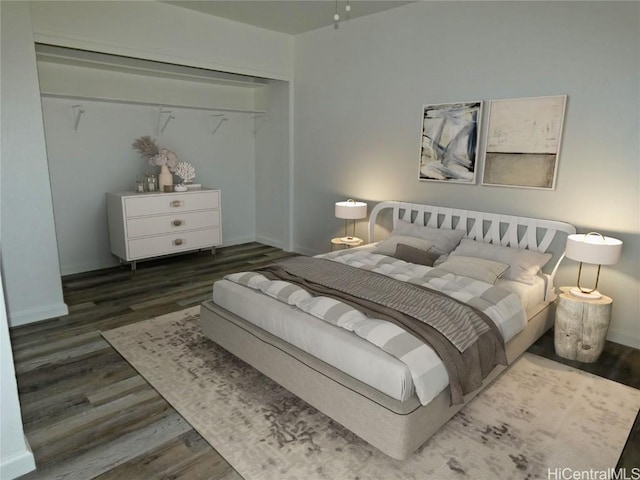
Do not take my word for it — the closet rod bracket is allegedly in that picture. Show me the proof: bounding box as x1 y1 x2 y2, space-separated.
157 106 175 135
72 104 85 131
252 113 268 135
210 114 228 135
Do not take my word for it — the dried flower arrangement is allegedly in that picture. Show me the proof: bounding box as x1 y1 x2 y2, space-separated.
132 136 178 172
175 161 196 184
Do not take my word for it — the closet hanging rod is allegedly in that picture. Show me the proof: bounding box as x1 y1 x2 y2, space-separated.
40 92 267 115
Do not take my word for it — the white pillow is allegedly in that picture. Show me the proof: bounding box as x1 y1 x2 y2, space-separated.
392 220 465 255
372 234 434 256
450 238 552 285
436 256 509 285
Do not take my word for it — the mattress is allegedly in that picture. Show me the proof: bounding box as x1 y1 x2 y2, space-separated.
212 251 546 403
496 276 547 318
213 279 414 401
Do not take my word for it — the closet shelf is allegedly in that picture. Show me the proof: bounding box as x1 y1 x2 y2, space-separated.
40 92 267 115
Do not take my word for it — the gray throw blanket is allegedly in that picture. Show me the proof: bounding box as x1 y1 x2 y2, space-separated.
259 256 507 405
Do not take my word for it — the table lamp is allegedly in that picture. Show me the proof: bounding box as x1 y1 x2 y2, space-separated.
335 199 367 243
564 232 622 299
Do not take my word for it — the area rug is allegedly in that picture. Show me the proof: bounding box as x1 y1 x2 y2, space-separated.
102 306 640 480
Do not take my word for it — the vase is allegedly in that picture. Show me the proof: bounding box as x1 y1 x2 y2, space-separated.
158 165 173 192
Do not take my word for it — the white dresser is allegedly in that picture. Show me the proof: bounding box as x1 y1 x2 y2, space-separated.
107 189 221 270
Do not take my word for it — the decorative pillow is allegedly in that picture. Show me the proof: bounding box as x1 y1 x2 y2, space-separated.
372 234 434 257
436 256 509 284
225 272 269 289
394 243 439 267
258 280 313 305
392 220 465 255
297 296 367 331
449 238 552 285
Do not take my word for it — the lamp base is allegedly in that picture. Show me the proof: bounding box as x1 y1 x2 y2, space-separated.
340 236 362 244
569 287 603 300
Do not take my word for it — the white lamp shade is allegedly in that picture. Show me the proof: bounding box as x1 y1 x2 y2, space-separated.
335 200 367 220
565 233 622 265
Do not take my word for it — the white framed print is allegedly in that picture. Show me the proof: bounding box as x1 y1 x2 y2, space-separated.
418 101 483 184
482 95 567 189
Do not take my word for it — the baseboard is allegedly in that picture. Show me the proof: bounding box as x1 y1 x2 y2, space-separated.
292 245 322 257
607 330 640 350
59 238 258 276
60 236 292 277
222 235 258 247
8 302 69 327
60 259 118 276
255 235 285 249
0 439 35 479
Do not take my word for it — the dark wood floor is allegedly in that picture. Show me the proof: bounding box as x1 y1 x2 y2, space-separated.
9 242 639 479
11 243 296 480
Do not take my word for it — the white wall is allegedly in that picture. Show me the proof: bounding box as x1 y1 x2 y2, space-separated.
29 1 292 80
1 4 44 478
0 2 290 476
255 80 291 249
5 0 292 282
0 1 68 327
37 60 259 112
28 0 294 274
42 95 258 275
33 2 290 274
293 2 640 348
0 269 35 478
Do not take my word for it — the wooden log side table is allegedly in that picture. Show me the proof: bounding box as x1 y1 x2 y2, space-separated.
554 286 612 363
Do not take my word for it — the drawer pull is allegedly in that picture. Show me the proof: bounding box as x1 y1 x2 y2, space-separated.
172 219 183 227
173 239 184 246
171 200 184 208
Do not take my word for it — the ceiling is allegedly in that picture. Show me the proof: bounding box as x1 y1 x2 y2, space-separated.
164 1 416 35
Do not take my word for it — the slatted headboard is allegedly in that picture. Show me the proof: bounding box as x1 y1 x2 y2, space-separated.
368 201 576 300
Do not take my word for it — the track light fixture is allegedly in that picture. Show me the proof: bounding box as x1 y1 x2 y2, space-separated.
334 0 351 26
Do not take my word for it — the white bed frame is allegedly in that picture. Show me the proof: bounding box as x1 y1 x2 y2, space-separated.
200 201 576 460
368 201 576 301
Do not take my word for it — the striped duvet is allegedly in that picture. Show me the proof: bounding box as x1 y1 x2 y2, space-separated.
224 249 526 405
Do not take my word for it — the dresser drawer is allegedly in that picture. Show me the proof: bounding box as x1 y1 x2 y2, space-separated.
107 189 222 268
124 191 220 217
127 227 221 260
126 210 220 238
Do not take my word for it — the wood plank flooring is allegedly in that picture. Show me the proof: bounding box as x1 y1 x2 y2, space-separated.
12 242 295 480
9 242 639 479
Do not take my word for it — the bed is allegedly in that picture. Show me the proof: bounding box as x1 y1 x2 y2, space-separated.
199 201 576 460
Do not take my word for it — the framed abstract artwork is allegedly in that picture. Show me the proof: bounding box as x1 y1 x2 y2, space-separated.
481 95 567 189
418 101 483 183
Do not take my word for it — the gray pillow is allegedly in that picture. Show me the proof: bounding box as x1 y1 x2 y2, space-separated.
450 238 552 285
392 220 465 255
372 234 434 256
394 243 439 266
435 256 509 284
